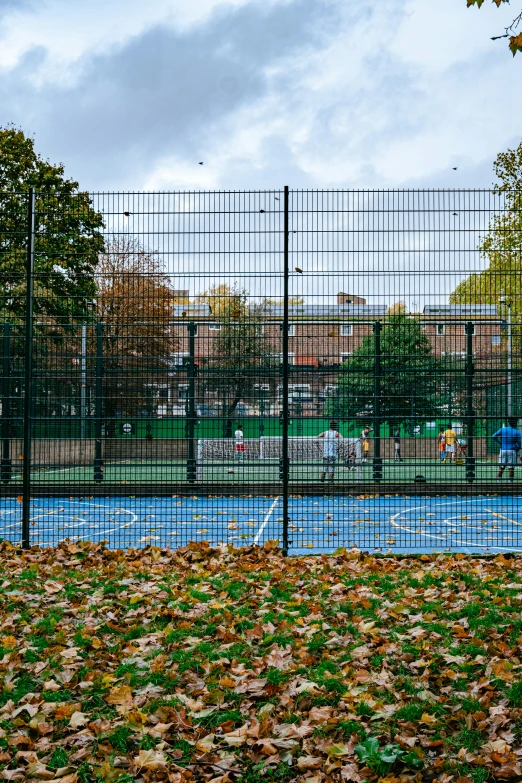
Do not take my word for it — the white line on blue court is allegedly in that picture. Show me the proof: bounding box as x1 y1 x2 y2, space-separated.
253 496 280 545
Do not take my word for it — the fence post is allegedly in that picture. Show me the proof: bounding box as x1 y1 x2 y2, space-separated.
373 321 382 482
22 188 35 549
80 323 87 440
465 322 475 483
94 322 104 483
186 322 196 483
1 323 12 484
282 186 290 556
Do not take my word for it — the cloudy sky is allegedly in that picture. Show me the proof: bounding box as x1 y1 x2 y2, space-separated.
1 0 521 193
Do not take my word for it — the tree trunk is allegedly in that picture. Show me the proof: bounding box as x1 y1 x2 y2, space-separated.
225 387 242 437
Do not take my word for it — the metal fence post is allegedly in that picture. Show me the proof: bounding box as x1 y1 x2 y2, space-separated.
186 322 196 483
94 322 104 483
373 321 382 482
80 323 87 439
22 188 35 549
465 322 475 483
1 323 12 484
282 186 290 555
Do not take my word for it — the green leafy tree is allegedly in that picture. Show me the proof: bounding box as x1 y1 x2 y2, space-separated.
0 126 104 324
451 139 522 351
197 284 277 436
466 0 522 55
328 314 446 428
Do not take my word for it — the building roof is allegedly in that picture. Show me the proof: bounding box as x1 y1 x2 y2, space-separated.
423 305 498 316
263 304 387 317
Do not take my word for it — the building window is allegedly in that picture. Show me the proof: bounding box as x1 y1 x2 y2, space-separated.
437 324 445 336
288 324 295 336
272 353 294 365
178 384 189 400
170 353 189 367
492 335 501 346
340 324 353 337
208 323 221 331
340 352 352 363
420 323 426 331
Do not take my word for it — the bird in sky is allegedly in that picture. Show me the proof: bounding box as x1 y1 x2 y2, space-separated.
123 211 132 216
199 162 204 165
452 167 458 171
295 267 303 274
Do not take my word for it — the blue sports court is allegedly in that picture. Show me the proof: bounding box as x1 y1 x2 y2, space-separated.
1 494 522 554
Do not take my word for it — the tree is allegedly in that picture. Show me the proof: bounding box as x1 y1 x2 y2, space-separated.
94 237 178 431
328 314 445 428
0 126 104 324
451 139 522 349
197 284 277 436
466 1 522 55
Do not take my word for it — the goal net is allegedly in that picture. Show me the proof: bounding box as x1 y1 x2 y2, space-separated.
196 436 361 479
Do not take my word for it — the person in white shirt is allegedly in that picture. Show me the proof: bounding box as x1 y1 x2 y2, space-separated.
234 425 245 464
317 421 343 482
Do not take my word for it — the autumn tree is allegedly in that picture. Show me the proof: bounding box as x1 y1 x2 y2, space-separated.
466 0 522 55
197 284 277 436
95 237 178 432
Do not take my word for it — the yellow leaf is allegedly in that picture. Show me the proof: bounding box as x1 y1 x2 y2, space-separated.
105 685 134 707
326 743 353 757
196 733 216 753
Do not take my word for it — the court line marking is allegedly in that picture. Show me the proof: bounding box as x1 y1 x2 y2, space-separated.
485 510 522 526
389 498 522 550
253 497 280 545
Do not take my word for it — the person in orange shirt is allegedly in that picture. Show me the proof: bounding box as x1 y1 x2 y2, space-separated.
443 425 457 463
439 435 446 462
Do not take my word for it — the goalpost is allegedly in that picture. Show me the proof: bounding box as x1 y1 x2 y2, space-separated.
196 436 362 480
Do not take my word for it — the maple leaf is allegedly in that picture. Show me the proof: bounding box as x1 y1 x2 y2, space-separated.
133 749 168 770
509 32 522 55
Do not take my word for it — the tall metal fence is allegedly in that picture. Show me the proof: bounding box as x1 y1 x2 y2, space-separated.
1 188 521 552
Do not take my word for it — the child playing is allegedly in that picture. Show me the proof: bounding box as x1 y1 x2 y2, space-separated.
439 435 446 462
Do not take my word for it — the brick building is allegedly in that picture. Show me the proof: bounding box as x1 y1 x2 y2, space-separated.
160 297 502 415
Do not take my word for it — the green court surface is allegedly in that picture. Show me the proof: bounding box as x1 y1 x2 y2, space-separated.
13 457 520 485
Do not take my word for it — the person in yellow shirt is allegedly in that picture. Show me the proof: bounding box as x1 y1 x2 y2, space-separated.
443 425 457 463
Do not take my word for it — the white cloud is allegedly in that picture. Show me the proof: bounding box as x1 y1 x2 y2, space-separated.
0 0 290 83
390 0 519 70
1 0 522 194
182 0 522 189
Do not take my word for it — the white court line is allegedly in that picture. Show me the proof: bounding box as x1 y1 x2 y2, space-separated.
389 498 522 550
253 497 280 545
485 510 522 526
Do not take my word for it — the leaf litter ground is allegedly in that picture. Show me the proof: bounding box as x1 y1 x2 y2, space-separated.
1 540 522 783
